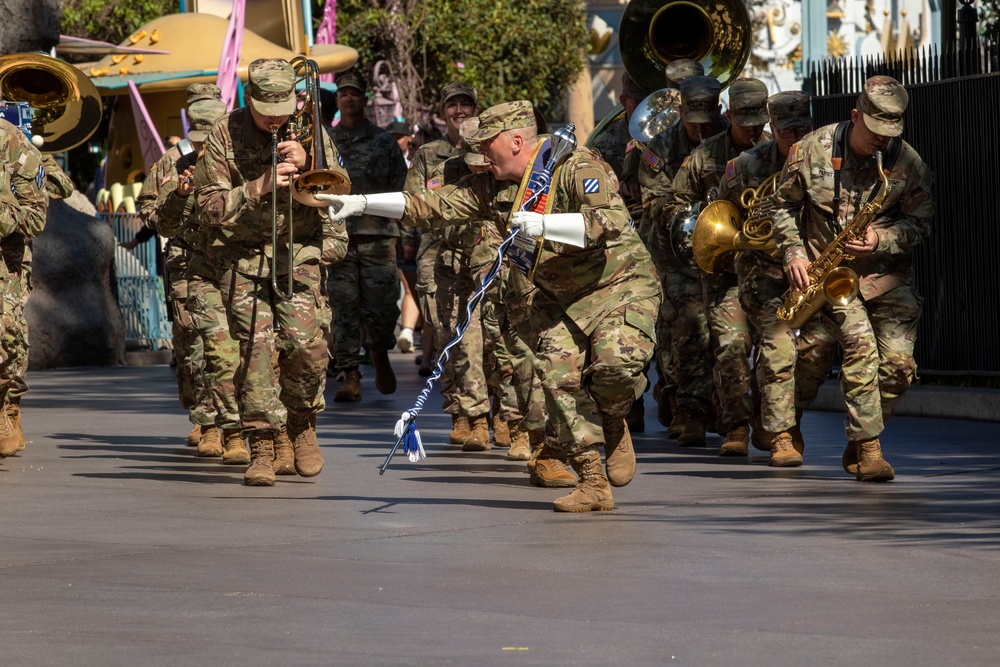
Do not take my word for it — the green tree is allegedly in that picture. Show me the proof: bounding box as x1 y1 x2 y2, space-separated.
61 0 180 48
330 0 587 123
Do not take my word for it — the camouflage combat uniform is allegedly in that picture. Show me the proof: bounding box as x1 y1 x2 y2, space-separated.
771 121 933 441
326 118 408 371
193 106 350 433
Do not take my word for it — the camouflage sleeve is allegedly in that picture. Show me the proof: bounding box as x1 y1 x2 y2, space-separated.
638 135 673 227
873 156 934 256
1 129 47 239
321 209 349 265
194 125 260 228
137 153 170 231
562 153 629 244
403 146 430 191
669 148 707 214
41 155 74 199
155 179 196 239
771 145 809 266
402 174 491 230
716 157 745 209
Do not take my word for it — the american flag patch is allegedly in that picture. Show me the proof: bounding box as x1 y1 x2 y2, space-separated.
582 177 599 194
427 177 442 190
725 159 736 182
161 174 172 186
626 139 637 153
640 149 661 170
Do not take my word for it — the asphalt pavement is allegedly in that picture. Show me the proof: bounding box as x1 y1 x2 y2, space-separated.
2 357 999 666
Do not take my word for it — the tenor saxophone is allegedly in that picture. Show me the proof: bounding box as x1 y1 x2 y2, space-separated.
776 150 891 329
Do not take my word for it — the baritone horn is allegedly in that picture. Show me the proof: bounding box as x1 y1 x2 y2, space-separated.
691 173 780 274
0 53 102 152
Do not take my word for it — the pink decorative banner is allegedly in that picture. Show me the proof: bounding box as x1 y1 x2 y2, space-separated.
127 80 165 171
216 0 246 110
316 0 337 83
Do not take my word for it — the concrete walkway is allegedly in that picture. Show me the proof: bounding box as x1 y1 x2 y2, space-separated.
2 359 999 666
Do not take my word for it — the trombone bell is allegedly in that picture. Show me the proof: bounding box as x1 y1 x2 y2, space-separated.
291 170 351 207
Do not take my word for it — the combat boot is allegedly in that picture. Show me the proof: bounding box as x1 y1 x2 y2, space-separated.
842 441 860 475
196 426 224 457
492 412 511 448
462 414 491 451
749 414 773 451
370 349 396 395
529 447 578 487
288 410 323 477
334 368 362 402
186 424 201 447
655 384 674 428
789 409 805 455
505 420 531 461
677 410 707 448
553 448 615 512
7 402 24 452
449 414 471 444
719 423 750 457
221 429 250 465
769 431 803 467
602 416 636 487
272 427 296 474
855 438 894 482
243 432 275 486
526 430 546 472
0 409 19 457
626 397 645 433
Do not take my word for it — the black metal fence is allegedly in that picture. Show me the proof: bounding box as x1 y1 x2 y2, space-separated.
803 42 1000 377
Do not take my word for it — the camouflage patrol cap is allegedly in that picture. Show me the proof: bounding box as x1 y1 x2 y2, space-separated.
665 59 705 88
187 99 227 143
336 70 366 94
728 77 769 126
768 91 811 131
460 116 488 166
679 75 722 123
468 100 535 142
186 83 222 105
440 81 477 107
247 58 295 116
857 75 908 137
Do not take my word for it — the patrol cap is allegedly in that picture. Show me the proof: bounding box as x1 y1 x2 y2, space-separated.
768 91 812 131
336 70 366 94
621 71 647 102
679 75 722 123
857 75 907 137
665 59 705 88
440 81 477 107
186 83 221 105
247 58 296 116
728 77 769 126
460 116 487 166
187 99 227 143
387 120 411 137
468 100 535 142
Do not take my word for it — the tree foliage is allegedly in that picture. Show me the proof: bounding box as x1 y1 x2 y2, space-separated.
61 0 180 48
331 0 587 122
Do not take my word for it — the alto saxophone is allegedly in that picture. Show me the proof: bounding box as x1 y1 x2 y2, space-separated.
776 150 891 329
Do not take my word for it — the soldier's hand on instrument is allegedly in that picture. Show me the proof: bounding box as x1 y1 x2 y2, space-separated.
274 162 299 188
844 226 878 257
316 194 367 222
175 166 196 197
277 140 307 170
786 257 811 291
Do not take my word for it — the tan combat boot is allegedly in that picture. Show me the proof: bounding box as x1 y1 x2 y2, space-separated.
855 438 894 482
462 414 491 451
0 409 19 457
842 441 860 475
272 427 296 474
370 349 397 395
553 448 615 512
788 409 805 455
492 412 511 448
677 410 707 448
196 426 224 457
769 431 803 467
186 424 201 447
449 414 471 444
526 430 545 472
333 368 362 402
288 410 323 477
244 432 276 486
7 401 24 452
602 416 636 487
505 420 531 461
719 423 750 457
529 445 578 488
749 414 773 452
221 429 250 465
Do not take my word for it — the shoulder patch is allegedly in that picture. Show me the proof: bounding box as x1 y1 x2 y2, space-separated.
725 159 737 182
786 142 802 173
641 148 662 171
626 138 637 153
36 164 45 189
426 177 442 190
161 174 172 187
576 166 610 207
681 155 691 168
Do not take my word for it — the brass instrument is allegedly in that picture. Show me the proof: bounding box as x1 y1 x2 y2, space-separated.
669 199 706 277
776 151 892 329
691 172 779 274
628 88 681 142
0 53 102 152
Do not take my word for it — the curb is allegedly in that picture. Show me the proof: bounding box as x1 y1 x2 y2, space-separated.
811 379 1000 422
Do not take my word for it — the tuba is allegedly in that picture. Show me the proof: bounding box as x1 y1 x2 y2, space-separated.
691 172 780 274
0 53 102 152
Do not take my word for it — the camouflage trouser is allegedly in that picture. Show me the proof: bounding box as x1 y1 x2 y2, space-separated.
794 315 839 409
2 259 30 403
186 269 241 432
415 240 441 364
661 262 713 413
435 247 490 418
502 270 546 432
169 259 216 427
702 271 753 428
327 235 400 371
530 296 658 456
225 261 328 433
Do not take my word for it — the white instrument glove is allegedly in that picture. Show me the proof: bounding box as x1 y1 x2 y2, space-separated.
316 192 406 222
510 211 586 248
318 194 366 222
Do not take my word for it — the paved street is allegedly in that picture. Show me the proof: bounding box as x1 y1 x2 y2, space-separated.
2 358 999 666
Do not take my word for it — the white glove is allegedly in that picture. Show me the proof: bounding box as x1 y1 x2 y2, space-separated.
511 210 545 238
510 211 586 248
316 192 406 222
318 194 366 222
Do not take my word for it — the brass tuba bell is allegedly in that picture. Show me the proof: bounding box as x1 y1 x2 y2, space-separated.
0 53 103 153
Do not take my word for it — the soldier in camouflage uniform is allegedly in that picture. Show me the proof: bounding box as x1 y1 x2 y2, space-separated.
326 70 408 403
193 59 350 486
771 76 933 481
0 117 46 458
323 101 661 513
719 91 814 464
638 75 728 446
138 85 226 457
670 77 769 456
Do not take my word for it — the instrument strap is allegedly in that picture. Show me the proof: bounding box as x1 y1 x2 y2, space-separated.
830 121 902 225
